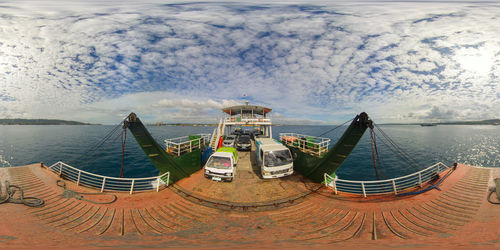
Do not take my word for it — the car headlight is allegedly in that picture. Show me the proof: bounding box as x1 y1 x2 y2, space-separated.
263 170 270 175
225 173 231 176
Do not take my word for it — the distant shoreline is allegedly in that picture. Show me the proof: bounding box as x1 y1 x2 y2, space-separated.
0 119 97 125
381 118 500 126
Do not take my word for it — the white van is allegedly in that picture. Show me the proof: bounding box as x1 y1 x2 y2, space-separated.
255 138 293 179
204 147 238 182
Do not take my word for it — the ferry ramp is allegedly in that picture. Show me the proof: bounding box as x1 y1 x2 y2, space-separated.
1 163 500 249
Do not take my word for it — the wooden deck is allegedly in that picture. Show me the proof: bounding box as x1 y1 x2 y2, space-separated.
1 162 499 249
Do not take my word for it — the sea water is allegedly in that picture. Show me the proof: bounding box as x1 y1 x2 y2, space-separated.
0 124 498 180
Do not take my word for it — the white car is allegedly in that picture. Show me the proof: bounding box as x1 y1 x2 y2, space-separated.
222 135 236 147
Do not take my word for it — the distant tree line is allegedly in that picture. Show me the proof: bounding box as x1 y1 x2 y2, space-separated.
383 119 500 126
437 119 500 125
0 119 94 125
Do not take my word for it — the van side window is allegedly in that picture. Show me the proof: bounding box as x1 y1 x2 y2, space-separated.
260 149 263 160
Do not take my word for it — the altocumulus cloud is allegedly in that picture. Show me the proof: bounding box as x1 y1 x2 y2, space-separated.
0 1 499 124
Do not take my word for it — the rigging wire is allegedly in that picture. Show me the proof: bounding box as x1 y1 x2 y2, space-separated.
120 126 127 178
317 118 354 137
79 126 125 169
372 123 420 171
373 132 387 179
369 128 387 180
371 130 418 171
73 121 124 163
369 128 381 180
66 114 135 178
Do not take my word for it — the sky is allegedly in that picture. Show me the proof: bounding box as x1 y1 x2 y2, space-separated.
0 1 499 125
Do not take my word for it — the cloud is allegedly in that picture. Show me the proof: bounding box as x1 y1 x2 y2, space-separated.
153 98 241 110
422 106 459 121
0 1 499 124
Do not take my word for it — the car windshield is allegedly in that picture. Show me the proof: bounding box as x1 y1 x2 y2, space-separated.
264 150 292 167
238 137 250 143
226 136 235 140
206 156 232 169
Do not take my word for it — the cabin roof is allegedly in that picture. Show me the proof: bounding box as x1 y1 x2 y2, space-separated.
222 105 272 116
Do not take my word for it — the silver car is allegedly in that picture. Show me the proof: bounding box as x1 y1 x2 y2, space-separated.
222 135 236 147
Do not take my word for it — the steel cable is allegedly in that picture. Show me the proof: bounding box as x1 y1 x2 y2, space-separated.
0 180 45 207
73 121 124 164
373 123 420 170
317 118 354 137
56 180 117 204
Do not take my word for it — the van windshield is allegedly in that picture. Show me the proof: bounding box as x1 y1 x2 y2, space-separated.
207 156 232 169
264 150 292 167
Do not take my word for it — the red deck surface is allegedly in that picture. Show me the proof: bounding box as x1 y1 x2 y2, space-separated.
0 163 499 249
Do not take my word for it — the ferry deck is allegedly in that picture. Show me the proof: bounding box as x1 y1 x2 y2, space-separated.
1 146 500 248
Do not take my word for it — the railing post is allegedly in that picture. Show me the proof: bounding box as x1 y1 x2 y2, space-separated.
76 171 81 186
166 173 170 187
178 144 181 156
392 180 397 195
333 178 338 195
418 172 422 187
361 182 367 198
130 179 135 194
190 141 192 152
59 163 63 176
101 177 106 192
157 177 160 192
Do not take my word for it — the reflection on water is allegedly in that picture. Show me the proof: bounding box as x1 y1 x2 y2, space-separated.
0 124 499 180
0 153 11 167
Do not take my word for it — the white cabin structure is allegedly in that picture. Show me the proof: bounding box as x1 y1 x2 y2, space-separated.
209 102 273 151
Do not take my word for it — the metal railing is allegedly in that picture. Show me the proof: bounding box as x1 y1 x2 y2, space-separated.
280 133 331 156
324 162 450 197
164 133 210 156
224 117 271 124
210 127 218 151
46 161 170 194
